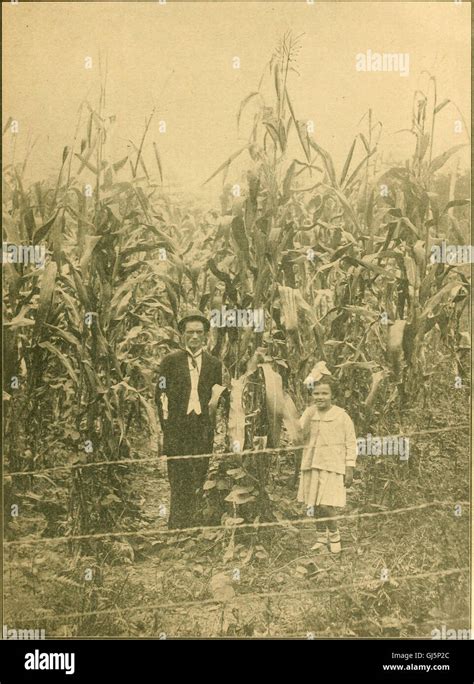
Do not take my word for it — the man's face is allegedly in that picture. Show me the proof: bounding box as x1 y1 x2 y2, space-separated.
183 321 206 353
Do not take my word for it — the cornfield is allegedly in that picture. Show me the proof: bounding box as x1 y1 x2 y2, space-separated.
3 32 470 638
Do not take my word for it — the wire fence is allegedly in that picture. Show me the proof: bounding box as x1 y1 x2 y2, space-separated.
4 421 469 635
4 500 468 547
19 567 468 623
4 423 469 478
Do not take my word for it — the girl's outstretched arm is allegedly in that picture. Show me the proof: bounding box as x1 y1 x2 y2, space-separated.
299 405 316 445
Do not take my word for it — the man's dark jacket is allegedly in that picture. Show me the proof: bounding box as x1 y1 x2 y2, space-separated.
155 349 223 455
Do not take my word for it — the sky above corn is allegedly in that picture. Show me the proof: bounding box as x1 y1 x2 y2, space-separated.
3 1 471 203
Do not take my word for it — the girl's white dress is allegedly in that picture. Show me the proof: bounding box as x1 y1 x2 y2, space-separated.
297 404 357 508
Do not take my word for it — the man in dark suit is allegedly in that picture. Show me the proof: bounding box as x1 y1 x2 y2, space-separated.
155 310 223 529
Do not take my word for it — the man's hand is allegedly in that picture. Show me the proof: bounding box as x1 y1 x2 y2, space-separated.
344 466 354 488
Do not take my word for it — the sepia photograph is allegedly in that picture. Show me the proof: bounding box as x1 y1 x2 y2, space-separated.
2 0 472 647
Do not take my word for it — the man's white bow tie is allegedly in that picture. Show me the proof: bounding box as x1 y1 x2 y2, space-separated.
186 349 203 415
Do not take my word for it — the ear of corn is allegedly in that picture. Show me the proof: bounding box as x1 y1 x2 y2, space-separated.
387 320 407 378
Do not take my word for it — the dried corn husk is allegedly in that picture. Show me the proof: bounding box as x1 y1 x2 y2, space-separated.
260 363 285 447
365 370 386 408
227 377 246 453
279 285 299 331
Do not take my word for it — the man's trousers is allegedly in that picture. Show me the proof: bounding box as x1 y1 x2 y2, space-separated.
164 412 212 530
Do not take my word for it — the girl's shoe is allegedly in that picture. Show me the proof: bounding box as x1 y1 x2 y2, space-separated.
329 530 341 554
311 530 328 552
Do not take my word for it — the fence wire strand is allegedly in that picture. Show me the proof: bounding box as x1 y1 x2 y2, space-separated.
5 500 468 548
21 567 468 623
4 423 469 478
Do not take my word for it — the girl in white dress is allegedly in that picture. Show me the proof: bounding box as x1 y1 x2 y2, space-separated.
298 375 357 554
